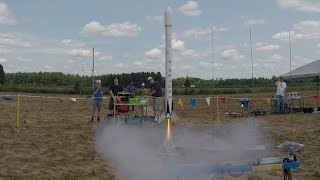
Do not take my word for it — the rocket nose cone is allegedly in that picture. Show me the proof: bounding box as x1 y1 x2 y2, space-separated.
164 6 172 25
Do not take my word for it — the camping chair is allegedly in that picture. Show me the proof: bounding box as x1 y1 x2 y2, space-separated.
239 98 252 117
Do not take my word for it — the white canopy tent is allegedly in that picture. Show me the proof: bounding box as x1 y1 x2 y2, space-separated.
282 59 320 107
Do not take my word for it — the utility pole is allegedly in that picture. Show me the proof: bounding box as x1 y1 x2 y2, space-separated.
92 48 95 90
250 28 254 88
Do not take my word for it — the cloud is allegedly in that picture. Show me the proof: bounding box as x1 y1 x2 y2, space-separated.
0 58 7 63
145 48 162 59
66 48 91 57
270 54 286 62
146 15 163 24
180 49 204 58
292 20 320 39
0 33 31 47
199 61 212 69
199 62 222 69
98 55 112 62
181 27 228 40
272 30 303 41
318 44 320 48
42 64 52 70
172 39 185 51
61 39 85 48
178 1 202 16
221 49 244 61
255 42 280 51
80 21 143 37
0 2 17 25
160 38 205 58
241 16 265 26
273 20 320 40
277 0 320 13
80 21 105 35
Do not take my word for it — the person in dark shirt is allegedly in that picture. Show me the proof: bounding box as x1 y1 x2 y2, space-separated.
91 80 103 122
108 76 124 116
147 77 162 122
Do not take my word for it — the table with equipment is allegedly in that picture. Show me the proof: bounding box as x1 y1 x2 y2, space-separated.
287 92 304 112
112 96 149 124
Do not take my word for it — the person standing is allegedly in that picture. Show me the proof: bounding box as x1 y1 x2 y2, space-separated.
91 80 103 122
108 76 124 116
147 77 162 122
140 83 149 117
275 76 287 114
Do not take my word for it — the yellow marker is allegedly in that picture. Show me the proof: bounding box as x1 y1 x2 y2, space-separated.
216 96 220 124
167 118 171 146
252 164 282 171
16 94 20 128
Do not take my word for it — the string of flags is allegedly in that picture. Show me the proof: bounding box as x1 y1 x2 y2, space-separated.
1 95 319 107
175 95 319 108
1 96 13 101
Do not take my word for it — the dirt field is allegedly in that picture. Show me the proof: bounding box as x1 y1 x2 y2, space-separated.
0 92 319 179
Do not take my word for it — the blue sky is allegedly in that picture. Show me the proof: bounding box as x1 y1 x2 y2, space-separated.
0 0 319 79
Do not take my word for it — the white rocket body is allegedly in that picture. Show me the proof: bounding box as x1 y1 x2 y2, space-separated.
159 6 178 123
165 6 173 117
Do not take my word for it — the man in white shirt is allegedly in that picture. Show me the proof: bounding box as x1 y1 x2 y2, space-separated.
275 76 287 113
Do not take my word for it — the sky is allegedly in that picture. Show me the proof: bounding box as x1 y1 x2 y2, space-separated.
0 0 319 79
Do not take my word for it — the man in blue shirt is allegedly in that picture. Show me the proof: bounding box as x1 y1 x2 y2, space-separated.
148 77 162 122
126 80 136 112
91 80 103 122
126 80 136 95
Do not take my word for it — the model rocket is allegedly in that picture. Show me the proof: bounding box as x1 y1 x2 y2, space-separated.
159 6 178 123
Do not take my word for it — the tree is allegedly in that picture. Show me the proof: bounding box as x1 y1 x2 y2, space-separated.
184 77 191 88
0 64 4 84
74 80 81 94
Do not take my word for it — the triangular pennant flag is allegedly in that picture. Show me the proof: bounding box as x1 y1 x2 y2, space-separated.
312 95 318 101
70 98 77 102
190 98 196 107
205 97 211 106
252 98 257 104
1 96 13 101
177 99 184 108
265 98 271 104
102 97 107 100
220 97 226 104
57 97 63 103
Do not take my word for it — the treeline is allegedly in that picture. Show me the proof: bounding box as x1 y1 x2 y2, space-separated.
4 71 162 88
0 70 318 95
174 76 317 88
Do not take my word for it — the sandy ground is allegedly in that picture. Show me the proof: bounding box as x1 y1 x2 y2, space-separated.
0 93 115 180
0 92 319 179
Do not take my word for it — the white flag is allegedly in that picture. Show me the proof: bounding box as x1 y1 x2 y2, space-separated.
70 98 77 102
205 97 211 106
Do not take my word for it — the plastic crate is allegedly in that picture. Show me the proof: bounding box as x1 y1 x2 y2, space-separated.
128 97 140 104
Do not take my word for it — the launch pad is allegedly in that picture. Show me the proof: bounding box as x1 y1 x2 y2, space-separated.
164 141 304 180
